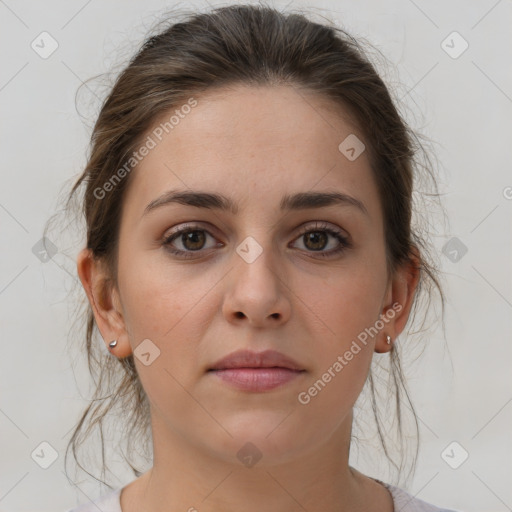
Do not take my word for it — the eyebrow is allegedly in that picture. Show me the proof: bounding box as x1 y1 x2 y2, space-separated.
142 190 369 217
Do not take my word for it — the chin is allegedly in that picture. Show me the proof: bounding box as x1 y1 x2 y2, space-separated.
208 413 313 467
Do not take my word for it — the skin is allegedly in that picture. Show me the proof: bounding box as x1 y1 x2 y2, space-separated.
77 84 419 512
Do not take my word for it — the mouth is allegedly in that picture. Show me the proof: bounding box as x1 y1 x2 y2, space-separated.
207 349 306 392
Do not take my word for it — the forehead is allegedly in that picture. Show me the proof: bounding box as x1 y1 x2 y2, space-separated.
122 84 381 222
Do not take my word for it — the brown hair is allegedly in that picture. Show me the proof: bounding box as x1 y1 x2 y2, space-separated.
51 2 446 490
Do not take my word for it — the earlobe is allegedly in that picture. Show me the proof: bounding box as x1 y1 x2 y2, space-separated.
107 338 132 358
375 249 421 354
76 248 132 358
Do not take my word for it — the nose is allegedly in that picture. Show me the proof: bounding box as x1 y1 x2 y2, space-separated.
222 240 292 328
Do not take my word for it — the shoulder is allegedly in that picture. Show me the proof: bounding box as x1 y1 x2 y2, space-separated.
66 487 122 512
374 478 461 512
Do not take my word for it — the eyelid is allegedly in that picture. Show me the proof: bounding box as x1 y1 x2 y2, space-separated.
162 220 348 242
295 220 348 237
162 221 218 240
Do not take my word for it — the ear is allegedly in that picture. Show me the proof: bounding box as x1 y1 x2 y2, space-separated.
374 246 421 354
76 248 132 358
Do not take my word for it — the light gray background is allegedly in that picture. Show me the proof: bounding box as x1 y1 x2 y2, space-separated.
1 0 511 511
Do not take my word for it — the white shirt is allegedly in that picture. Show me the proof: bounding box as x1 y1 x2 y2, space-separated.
67 479 460 512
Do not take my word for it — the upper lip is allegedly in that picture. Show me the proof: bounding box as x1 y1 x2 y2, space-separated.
208 349 304 371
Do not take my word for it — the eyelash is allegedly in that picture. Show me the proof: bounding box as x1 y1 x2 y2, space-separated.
162 221 351 260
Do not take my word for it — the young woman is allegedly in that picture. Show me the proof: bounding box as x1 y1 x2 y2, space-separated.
63 4 458 511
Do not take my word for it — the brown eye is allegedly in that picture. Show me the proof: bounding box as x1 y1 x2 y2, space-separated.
178 230 206 251
291 222 351 258
302 231 329 251
162 225 221 259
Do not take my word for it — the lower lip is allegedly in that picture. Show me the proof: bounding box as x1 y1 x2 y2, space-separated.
208 368 304 391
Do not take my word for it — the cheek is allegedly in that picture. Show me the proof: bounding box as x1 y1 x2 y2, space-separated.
116 247 223 385
296 257 387 393
117 245 203 339
116 255 212 406
299 260 386 345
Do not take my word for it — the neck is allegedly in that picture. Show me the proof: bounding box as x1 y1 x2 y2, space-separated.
120 407 391 512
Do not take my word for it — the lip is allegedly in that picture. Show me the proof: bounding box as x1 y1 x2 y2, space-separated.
207 349 306 392
209 368 304 391
208 349 304 371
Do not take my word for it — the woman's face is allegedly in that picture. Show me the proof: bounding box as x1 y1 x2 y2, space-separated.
97 84 407 466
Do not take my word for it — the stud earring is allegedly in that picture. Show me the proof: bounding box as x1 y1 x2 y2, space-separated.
109 340 118 348
386 335 392 345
